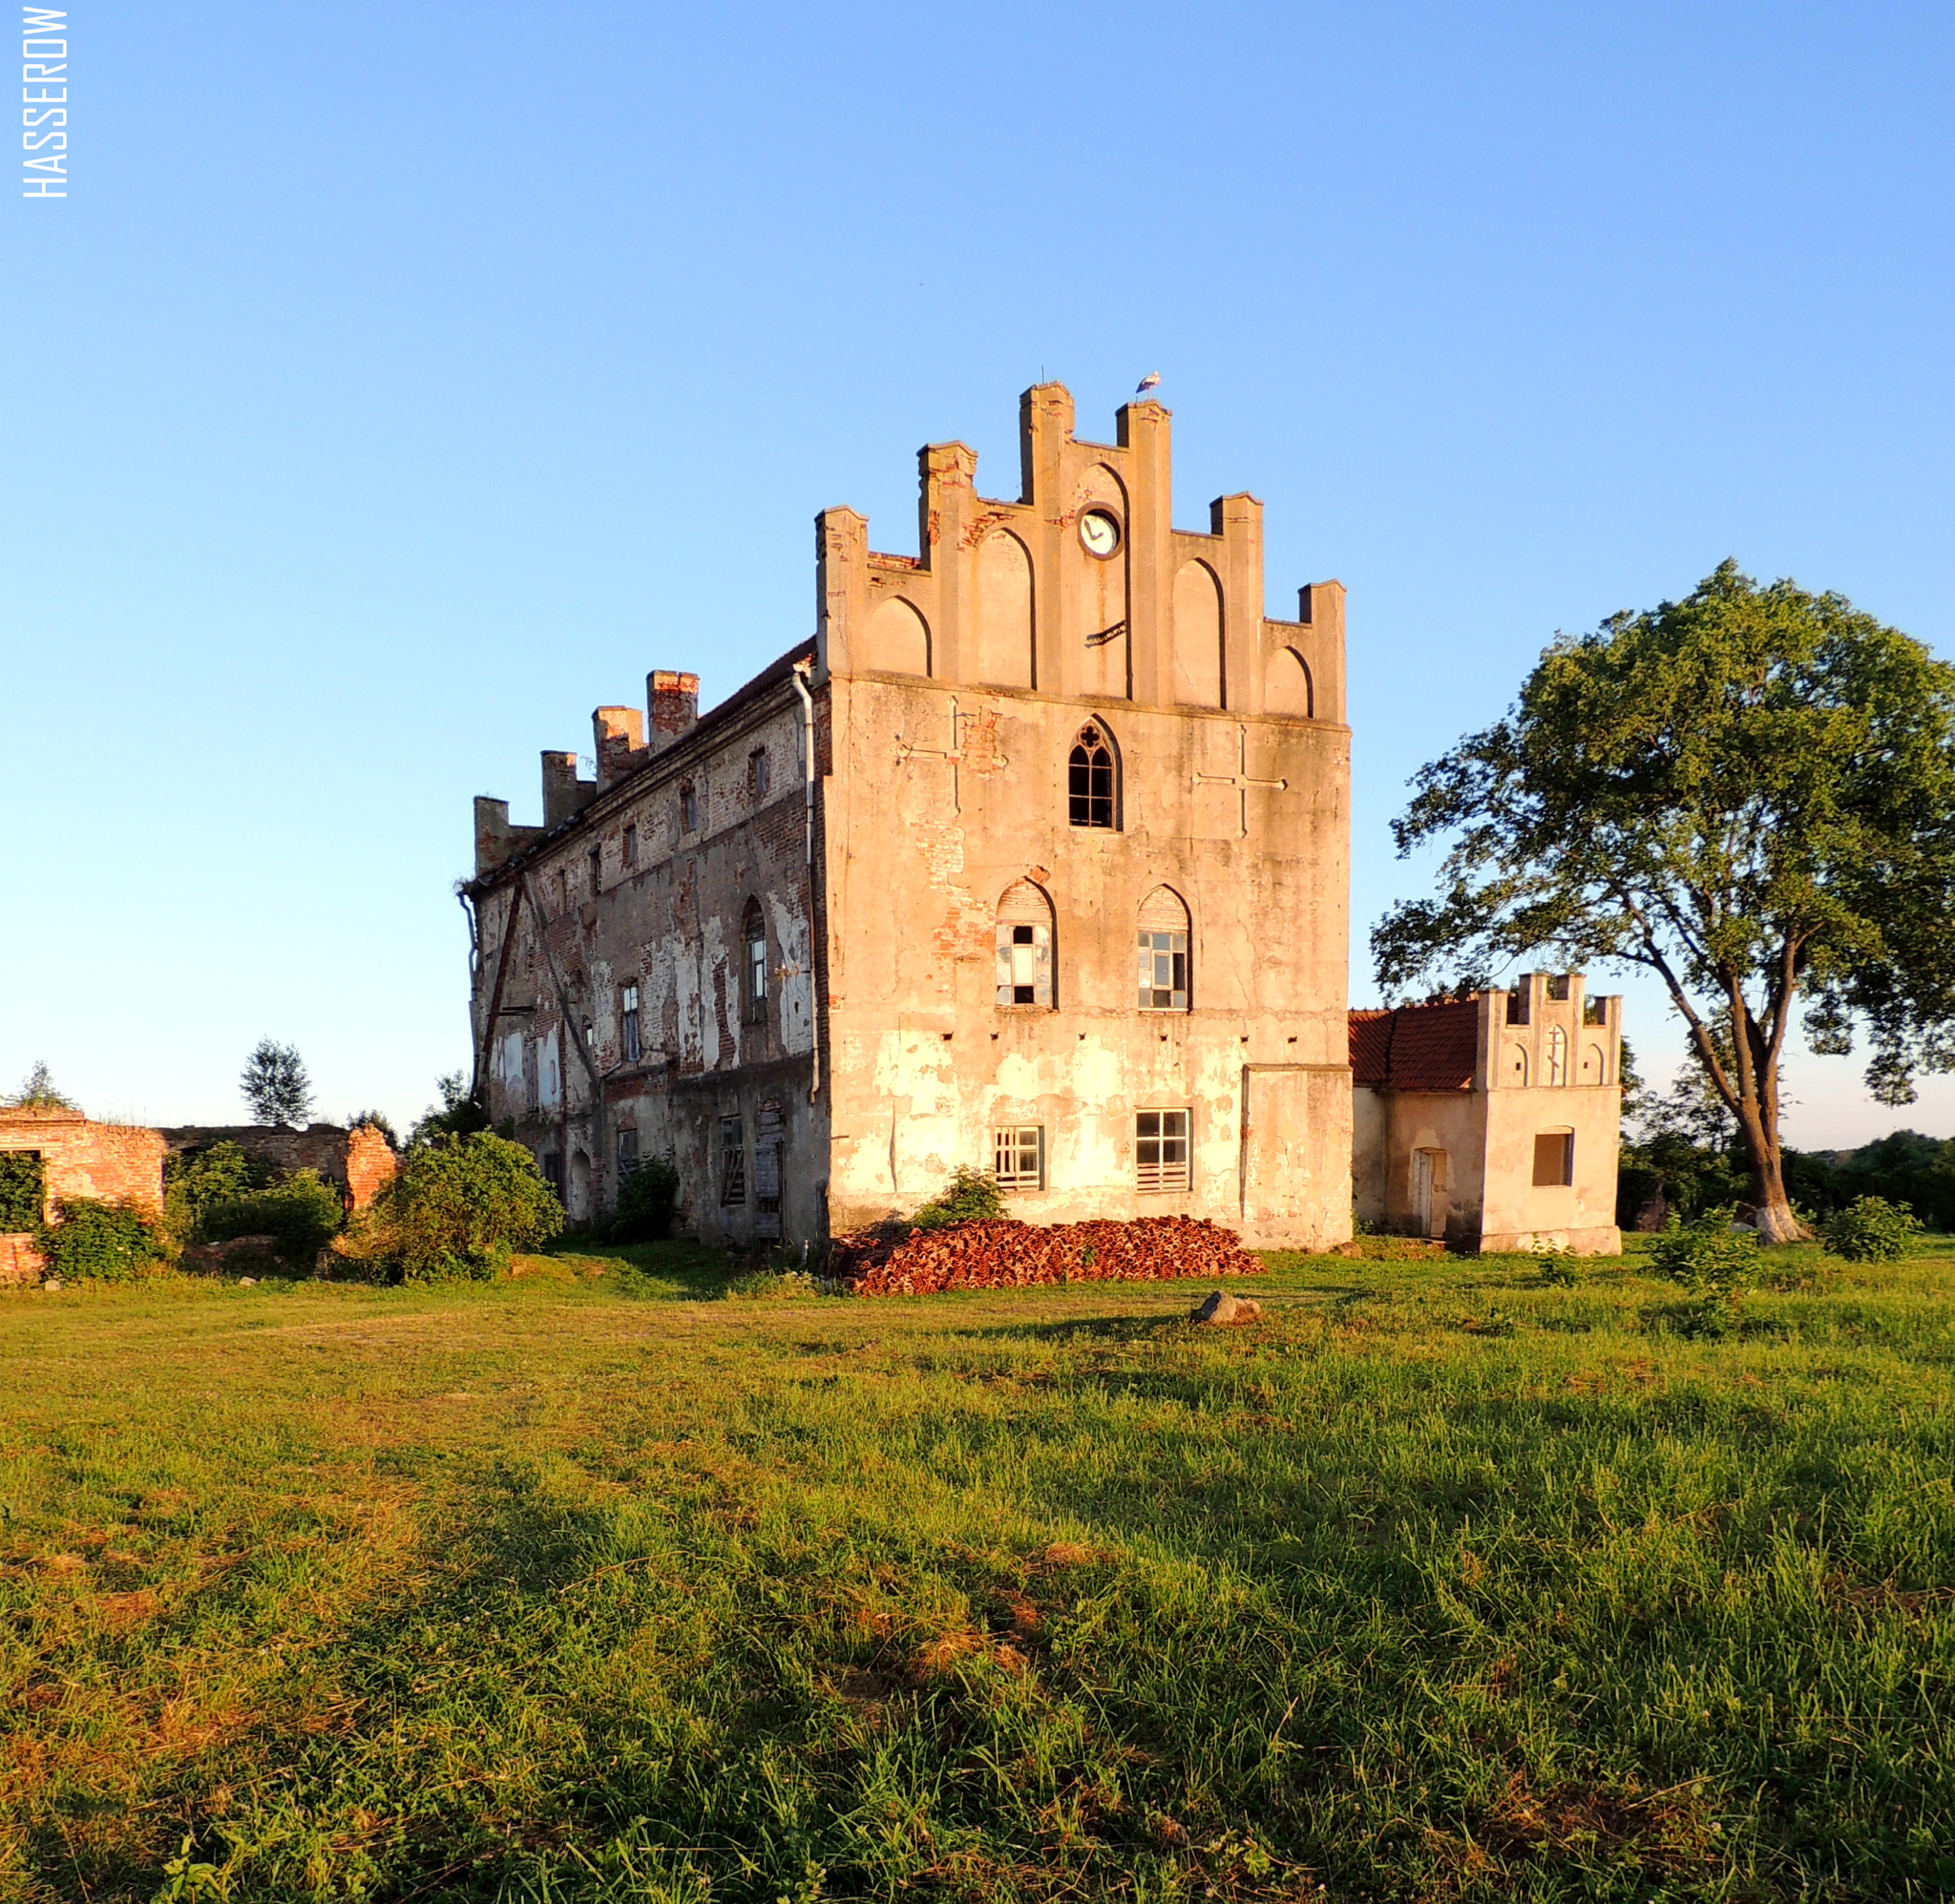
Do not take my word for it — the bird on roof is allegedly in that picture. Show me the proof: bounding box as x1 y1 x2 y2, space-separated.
1134 371 1162 396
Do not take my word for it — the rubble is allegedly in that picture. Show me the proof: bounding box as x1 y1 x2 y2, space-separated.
1192 1288 1263 1325
831 1215 1265 1297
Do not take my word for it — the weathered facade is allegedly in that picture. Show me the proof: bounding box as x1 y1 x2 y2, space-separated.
0 1108 167 1284
1350 973 1624 1254
466 384 1355 1249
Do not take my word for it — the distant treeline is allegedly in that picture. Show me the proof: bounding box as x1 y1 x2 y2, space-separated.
1620 1129 1955 1233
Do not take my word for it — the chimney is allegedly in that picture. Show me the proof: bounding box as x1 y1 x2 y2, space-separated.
593 705 644 790
647 671 700 753
540 750 596 828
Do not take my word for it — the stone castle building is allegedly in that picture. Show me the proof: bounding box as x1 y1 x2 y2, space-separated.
1350 973 1624 1255
465 384 1355 1248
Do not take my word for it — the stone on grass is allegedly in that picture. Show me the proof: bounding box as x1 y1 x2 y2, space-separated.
1193 1288 1262 1326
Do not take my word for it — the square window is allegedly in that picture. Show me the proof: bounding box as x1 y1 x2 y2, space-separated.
992 1126 1043 1192
1136 1109 1190 1192
1137 931 1188 1011
1532 1132 1573 1187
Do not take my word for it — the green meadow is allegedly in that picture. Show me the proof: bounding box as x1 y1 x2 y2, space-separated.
2 1240 1952 1902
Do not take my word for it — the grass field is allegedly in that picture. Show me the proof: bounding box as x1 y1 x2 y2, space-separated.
3 1239 1953 1903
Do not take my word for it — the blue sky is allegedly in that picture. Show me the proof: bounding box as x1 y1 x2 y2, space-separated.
5 1 1951 1144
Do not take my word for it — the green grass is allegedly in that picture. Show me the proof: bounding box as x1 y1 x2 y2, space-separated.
3 1238 1954 1902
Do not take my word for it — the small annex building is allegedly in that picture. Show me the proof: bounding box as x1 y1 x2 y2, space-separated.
1350 972 1624 1255
0 1107 166 1285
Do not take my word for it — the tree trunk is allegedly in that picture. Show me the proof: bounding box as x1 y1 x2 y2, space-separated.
1732 1104 1801 1243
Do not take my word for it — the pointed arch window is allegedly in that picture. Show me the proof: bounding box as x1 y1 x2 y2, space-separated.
744 899 768 1027
1137 886 1190 1012
1068 724 1116 828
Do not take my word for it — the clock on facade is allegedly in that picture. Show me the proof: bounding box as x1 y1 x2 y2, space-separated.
1078 508 1122 559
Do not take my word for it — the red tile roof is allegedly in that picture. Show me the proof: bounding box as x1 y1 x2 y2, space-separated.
1349 998 1481 1092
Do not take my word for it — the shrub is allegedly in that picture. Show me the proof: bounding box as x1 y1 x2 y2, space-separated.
200 1170 346 1266
1822 1195 1924 1264
723 1269 821 1301
607 1157 681 1243
1650 1208 1758 1335
1535 1248 1584 1287
913 1165 1008 1231
0 1151 45 1231
164 1140 262 1242
37 1198 165 1281
347 1132 563 1283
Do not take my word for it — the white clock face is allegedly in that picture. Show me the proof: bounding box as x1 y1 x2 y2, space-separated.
1079 509 1122 558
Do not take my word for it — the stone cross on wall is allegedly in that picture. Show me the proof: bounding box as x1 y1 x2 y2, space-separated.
1192 724 1289 838
893 696 1006 812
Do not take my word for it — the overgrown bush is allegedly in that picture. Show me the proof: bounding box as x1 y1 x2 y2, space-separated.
606 1157 681 1243
1822 1195 1924 1264
723 1269 822 1301
36 1198 166 1281
1650 1208 1758 1335
339 1132 562 1283
1535 1247 1584 1287
912 1165 1008 1231
0 1151 45 1230
164 1140 263 1242
200 1170 345 1265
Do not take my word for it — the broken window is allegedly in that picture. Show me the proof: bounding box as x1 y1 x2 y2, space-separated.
749 747 770 799
1136 887 1191 1011
1533 1131 1574 1186
680 782 699 833
992 1126 1043 1193
1068 723 1115 828
0 1150 46 1230
617 1127 640 1177
1545 1024 1568 1087
995 881 1055 1008
620 982 642 1063
720 1115 746 1205
587 846 601 897
1135 1109 1190 1193
755 1098 786 1237
745 901 768 1027
523 1038 540 1116
623 823 639 868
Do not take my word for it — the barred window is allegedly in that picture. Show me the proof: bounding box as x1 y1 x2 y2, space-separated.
1135 1109 1190 1193
1067 724 1115 828
620 982 642 1063
720 1115 746 1205
993 1126 1043 1193
617 1127 640 1177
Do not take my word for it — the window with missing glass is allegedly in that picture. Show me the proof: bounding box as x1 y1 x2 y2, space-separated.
1135 1109 1190 1192
1137 930 1188 1011
620 982 642 1063
617 1128 640 1177
744 901 768 1026
992 1126 1043 1193
622 823 639 868
720 1115 746 1205
679 782 699 833
1532 1131 1574 1187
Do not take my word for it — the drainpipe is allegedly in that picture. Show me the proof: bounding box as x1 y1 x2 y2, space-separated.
790 657 821 1101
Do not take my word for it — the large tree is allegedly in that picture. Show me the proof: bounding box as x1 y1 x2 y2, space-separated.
1373 560 1955 1244
241 1039 314 1127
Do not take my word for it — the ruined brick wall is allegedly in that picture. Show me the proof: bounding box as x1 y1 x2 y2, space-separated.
1 1110 167 1284
159 1123 394 1206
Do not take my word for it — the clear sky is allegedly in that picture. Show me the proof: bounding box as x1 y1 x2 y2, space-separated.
5 1 1951 1145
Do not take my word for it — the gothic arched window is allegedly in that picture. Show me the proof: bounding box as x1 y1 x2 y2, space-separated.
744 899 768 1028
1137 886 1190 1012
1068 723 1116 828
995 880 1055 1009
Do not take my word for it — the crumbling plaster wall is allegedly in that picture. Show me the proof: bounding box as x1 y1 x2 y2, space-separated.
473 675 824 1243
810 384 1353 1251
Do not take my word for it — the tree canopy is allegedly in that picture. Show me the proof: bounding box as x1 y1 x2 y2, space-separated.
1374 560 1955 1241
241 1039 314 1127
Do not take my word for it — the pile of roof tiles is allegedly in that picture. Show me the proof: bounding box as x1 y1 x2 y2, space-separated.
831 1216 1266 1296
